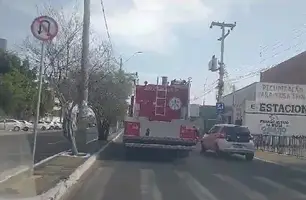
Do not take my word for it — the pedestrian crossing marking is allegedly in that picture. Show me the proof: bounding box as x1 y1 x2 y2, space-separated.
140 169 162 200
176 171 219 200
214 174 268 200
254 176 306 199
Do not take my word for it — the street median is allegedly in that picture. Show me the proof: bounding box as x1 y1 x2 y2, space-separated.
0 129 123 200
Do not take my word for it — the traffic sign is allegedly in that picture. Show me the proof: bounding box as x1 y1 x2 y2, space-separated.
216 102 225 113
31 16 58 41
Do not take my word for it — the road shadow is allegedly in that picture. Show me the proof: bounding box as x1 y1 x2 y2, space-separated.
97 141 185 164
200 151 249 162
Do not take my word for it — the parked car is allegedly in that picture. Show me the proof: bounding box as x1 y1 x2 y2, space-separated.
0 119 24 131
45 121 55 130
200 124 255 161
20 120 33 131
54 122 62 130
37 121 49 131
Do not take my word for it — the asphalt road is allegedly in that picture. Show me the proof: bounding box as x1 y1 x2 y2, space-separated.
66 135 306 200
0 129 98 180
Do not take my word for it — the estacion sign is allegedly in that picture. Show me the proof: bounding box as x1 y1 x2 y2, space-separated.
259 103 306 114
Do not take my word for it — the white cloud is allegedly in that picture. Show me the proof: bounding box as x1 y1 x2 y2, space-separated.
90 0 214 53
1 0 258 54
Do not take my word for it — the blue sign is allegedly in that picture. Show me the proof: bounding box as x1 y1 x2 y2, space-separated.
216 102 224 113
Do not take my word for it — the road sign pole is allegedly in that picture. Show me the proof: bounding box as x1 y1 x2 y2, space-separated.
30 15 58 174
31 41 45 173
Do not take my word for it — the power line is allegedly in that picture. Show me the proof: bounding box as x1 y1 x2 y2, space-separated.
99 0 113 51
260 24 306 63
193 21 306 104
260 22 306 54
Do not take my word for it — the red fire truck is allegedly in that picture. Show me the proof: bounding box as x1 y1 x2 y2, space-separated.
123 76 198 158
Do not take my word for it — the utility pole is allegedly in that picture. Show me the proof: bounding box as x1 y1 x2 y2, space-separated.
77 0 90 152
119 57 123 70
210 21 236 122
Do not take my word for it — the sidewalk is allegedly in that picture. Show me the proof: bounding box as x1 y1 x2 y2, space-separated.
255 150 306 173
0 129 122 199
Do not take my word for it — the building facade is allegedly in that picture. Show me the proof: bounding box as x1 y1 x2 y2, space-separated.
222 82 306 135
260 51 306 84
0 38 7 51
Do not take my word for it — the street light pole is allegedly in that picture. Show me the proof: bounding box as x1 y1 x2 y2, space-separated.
119 51 142 71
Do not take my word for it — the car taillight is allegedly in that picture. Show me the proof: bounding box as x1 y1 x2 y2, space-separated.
180 126 196 139
124 122 140 136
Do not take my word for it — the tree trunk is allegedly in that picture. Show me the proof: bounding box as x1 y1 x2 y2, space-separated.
63 104 78 155
97 115 110 141
97 116 105 140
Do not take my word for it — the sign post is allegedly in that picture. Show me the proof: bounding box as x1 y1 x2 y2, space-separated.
216 102 225 114
30 16 58 173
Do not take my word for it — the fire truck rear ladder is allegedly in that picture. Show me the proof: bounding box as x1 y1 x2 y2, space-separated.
154 85 167 116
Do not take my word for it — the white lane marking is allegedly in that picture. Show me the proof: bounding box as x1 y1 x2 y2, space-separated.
175 171 219 200
141 169 162 200
92 130 123 154
293 179 306 187
255 157 306 174
48 140 66 145
254 157 281 165
214 174 267 200
86 138 97 144
254 176 306 199
86 130 121 145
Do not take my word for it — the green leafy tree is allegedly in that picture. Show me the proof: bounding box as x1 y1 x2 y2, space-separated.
89 69 133 140
0 51 54 119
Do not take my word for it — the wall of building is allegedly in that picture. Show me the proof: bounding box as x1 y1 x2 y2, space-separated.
0 38 7 51
222 82 257 123
244 82 306 135
260 51 306 84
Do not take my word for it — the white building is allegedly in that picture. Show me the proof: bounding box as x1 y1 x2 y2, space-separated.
0 38 7 51
222 82 306 135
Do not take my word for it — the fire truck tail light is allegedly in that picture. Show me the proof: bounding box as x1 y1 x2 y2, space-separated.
180 125 196 139
124 122 140 136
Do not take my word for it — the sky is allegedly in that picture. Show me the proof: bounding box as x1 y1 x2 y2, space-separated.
1 0 306 105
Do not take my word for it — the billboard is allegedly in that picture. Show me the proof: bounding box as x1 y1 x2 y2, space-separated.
245 113 305 135
256 82 306 103
245 100 306 116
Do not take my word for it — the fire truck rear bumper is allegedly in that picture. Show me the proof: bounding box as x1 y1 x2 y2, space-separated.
124 143 195 150
123 136 196 150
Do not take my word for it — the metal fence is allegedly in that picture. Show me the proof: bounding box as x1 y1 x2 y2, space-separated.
253 134 306 158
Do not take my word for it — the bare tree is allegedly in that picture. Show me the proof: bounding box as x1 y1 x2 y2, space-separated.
20 4 114 155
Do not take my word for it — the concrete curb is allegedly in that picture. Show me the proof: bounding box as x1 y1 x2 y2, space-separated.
0 130 123 200
0 129 115 183
0 151 65 184
254 156 306 174
40 130 123 200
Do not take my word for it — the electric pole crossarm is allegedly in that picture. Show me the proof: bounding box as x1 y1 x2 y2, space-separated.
210 21 237 29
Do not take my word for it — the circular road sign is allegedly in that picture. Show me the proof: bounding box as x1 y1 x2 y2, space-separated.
31 16 58 41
